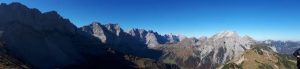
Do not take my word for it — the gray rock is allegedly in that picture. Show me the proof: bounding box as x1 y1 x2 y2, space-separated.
194 31 255 68
80 23 162 59
160 31 255 69
127 28 184 47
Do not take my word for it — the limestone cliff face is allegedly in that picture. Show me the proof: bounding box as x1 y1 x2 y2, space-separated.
80 23 162 59
127 28 183 48
195 31 255 68
159 31 255 69
128 28 167 47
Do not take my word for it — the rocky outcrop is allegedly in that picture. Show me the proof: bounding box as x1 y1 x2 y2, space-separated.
164 34 181 43
128 28 184 47
80 23 162 59
195 31 255 68
128 28 168 47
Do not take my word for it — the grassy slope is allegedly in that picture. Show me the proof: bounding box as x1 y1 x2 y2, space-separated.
124 54 180 69
221 45 297 69
158 43 201 69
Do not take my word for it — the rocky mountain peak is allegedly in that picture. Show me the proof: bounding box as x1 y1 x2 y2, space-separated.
90 22 102 26
207 31 253 48
128 28 181 47
128 28 148 39
191 31 255 68
212 31 239 39
43 11 61 18
104 24 123 36
80 22 107 43
105 24 120 29
164 33 180 43
2 2 27 9
0 2 77 33
128 28 147 33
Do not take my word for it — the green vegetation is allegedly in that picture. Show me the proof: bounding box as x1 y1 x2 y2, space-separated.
257 63 273 69
222 63 243 69
276 54 297 69
251 44 273 55
255 60 273 69
253 47 263 55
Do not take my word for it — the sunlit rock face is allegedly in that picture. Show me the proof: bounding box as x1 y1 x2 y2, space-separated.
164 33 181 43
128 28 165 47
195 31 255 68
160 31 255 69
128 28 185 48
80 23 163 59
80 22 107 43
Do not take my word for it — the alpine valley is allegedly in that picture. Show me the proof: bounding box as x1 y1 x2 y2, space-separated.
0 2 298 69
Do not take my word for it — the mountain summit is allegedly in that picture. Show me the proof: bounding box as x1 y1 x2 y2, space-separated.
212 31 239 39
159 31 255 69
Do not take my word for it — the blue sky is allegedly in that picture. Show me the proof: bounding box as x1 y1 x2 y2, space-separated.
1 0 300 41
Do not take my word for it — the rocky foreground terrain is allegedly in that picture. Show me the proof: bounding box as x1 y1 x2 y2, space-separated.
0 2 297 69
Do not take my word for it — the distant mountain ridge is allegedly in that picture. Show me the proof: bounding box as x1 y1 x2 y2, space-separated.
127 28 185 47
80 22 163 59
259 40 300 54
0 2 298 69
80 21 257 69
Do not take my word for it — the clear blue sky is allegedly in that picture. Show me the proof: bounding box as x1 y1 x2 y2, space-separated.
1 0 300 41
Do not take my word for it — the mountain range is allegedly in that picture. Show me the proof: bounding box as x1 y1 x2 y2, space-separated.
0 2 298 69
259 40 300 54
